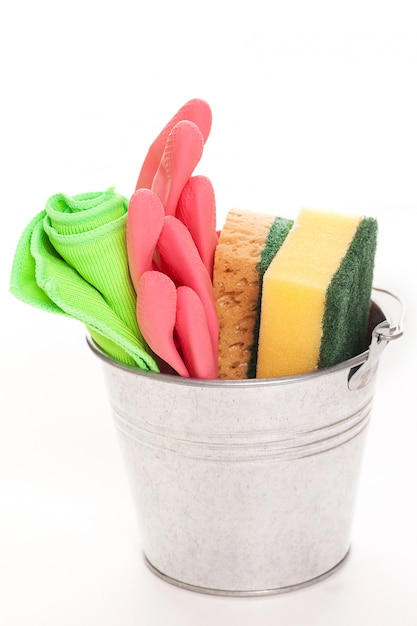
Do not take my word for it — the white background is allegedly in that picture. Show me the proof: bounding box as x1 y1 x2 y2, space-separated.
1 1 416 624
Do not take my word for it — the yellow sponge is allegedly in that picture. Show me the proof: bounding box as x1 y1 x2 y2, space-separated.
256 208 377 378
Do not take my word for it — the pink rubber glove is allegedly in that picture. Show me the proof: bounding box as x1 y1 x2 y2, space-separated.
127 189 218 377
126 189 164 289
136 270 189 377
151 120 204 216
156 215 219 361
176 175 218 278
135 98 212 190
175 286 217 379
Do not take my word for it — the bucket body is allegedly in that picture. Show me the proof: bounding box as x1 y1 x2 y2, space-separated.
89 295 402 595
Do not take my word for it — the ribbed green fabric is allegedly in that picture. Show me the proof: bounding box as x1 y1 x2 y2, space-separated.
44 190 139 332
10 189 159 371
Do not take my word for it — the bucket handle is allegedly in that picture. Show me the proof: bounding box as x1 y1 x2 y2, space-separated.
348 287 405 390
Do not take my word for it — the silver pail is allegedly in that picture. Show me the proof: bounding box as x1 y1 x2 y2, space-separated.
88 288 404 596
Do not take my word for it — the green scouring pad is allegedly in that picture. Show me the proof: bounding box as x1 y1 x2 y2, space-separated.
256 208 378 378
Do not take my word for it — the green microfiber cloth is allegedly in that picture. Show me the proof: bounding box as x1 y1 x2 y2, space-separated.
10 188 159 371
247 216 293 378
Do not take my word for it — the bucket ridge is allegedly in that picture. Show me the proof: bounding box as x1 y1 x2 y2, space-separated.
110 399 372 461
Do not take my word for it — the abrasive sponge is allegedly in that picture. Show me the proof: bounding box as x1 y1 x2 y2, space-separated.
256 208 377 378
213 209 293 379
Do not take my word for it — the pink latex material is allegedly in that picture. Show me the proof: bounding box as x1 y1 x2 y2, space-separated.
136 271 189 377
175 286 217 379
151 121 204 216
156 216 219 361
126 189 164 289
128 99 219 378
127 188 218 377
135 98 212 190
176 176 218 277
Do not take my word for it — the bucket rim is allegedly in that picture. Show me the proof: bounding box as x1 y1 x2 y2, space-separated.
87 334 372 389
87 289 401 388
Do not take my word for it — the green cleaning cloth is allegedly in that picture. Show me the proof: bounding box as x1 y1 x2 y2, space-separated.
10 188 159 371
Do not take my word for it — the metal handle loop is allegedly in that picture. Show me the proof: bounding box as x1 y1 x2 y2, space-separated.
348 287 405 391
371 287 405 343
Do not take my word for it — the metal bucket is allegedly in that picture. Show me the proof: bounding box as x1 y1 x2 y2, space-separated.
88 288 404 596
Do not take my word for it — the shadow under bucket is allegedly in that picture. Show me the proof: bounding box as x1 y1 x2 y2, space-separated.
88 288 404 596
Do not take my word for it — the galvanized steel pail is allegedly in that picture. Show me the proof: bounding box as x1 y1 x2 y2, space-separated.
88 288 404 596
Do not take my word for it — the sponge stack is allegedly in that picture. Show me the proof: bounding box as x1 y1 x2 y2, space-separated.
256 208 378 378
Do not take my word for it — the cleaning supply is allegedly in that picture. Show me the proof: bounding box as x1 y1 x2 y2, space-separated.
176 175 218 278
156 215 218 359
135 98 212 190
213 209 293 379
10 98 379 383
127 188 218 378
10 188 158 371
136 270 189 376
248 214 295 377
127 188 165 283
44 190 138 332
150 120 205 217
175 285 217 379
256 208 378 378
127 99 219 379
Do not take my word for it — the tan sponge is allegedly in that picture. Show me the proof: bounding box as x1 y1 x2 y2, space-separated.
213 208 293 379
